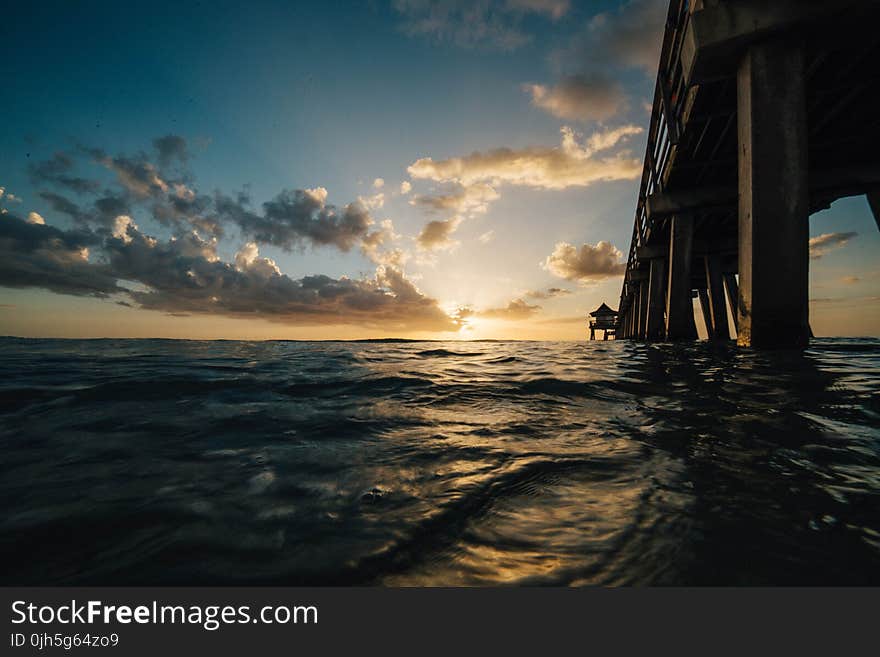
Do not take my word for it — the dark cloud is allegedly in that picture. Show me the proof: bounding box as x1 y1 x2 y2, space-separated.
554 0 665 77
32 138 387 249
529 0 666 123
38 191 130 230
152 190 220 238
215 188 374 252
0 212 454 331
29 152 100 194
38 192 90 224
99 153 171 199
416 217 462 251
104 227 456 330
9 136 437 329
524 74 628 122
0 213 117 297
153 135 190 168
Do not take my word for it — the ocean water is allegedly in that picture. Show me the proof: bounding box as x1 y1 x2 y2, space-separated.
0 337 879 586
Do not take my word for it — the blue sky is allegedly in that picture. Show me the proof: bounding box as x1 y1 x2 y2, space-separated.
1 0 877 339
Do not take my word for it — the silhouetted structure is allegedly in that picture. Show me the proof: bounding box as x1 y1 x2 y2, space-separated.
589 303 618 340
617 0 880 348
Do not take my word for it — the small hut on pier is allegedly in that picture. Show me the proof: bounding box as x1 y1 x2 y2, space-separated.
589 303 618 340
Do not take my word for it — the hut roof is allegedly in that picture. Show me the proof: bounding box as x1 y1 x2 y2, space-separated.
589 302 617 317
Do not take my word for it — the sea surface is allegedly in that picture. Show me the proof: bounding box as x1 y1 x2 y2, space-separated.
1 337 879 585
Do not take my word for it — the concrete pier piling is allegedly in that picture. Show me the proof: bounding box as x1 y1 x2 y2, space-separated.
736 42 810 348
614 0 880 348
666 215 697 340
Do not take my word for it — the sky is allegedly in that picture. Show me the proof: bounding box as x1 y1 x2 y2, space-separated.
1 0 877 340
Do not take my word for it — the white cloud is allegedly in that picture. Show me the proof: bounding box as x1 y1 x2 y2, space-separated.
373 177 385 189
304 187 329 206
27 211 45 225
112 215 138 244
408 125 642 190
358 192 385 210
234 242 282 277
400 180 412 195
809 232 858 259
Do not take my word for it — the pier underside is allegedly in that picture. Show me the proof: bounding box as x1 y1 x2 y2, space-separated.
618 0 880 347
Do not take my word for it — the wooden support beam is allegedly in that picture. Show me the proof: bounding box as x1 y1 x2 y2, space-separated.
681 0 869 85
666 215 698 340
698 289 713 340
646 257 667 340
636 244 668 260
704 255 731 340
737 41 810 348
638 280 649 340
646 167 880 219
723 273 739 332
631 294 641 339
868 191 880 232
647 186 736 219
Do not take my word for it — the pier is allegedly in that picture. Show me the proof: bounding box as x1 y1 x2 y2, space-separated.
617 0 880 347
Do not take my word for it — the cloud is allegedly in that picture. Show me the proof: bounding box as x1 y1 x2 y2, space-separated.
38 191 133 231
525 287 571 299
411 182 499 217
106 229 458 331
809 232 858 259
478 230 495 244
8 136 463 332
217 189 375 252
32 138 403 257
0 212 457 331
0 213 117 297
476 297 541 320
408 125 642 190
542 240 626 282
372 178 385 189
153 135 190 168
411 182 500 250
417 217 463 251
90 150 170 199
29 152 101 194
505 0 569 19
361 219 409 267
841 275 861 285
524 74 628 122
393 0 569 51
553 0 666 77
358 191 385 210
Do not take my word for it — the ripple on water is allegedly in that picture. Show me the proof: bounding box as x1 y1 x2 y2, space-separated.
0 337 878 585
